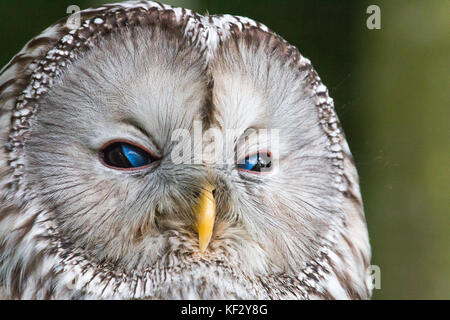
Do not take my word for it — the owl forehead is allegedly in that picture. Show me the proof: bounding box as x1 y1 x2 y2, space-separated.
41 22 295 152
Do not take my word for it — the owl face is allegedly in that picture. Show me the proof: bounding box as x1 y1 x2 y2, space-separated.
0 1 371 299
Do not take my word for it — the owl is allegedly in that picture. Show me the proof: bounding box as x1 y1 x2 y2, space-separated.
0 1 371 299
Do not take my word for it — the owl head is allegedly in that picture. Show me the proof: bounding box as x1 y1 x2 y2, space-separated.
0 1 371 299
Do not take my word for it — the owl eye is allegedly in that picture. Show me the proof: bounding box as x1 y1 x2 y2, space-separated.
100 141 156 169
237 151 272 173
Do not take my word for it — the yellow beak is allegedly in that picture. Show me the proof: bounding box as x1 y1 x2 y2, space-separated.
195 185 216 253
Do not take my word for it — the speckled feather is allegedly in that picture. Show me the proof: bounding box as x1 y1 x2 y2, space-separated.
0 1 371 299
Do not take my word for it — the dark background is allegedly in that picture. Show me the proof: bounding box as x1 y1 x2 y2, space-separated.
1 0 448 299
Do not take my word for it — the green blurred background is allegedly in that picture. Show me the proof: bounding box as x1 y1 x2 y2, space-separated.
1 0 448 299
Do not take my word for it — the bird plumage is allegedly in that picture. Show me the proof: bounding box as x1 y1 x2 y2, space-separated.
0 1 371 299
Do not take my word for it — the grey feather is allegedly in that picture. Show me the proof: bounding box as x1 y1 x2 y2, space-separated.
0 1 371 299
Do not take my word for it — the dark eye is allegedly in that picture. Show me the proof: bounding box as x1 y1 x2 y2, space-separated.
237 151 272 173
100 142 156 169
